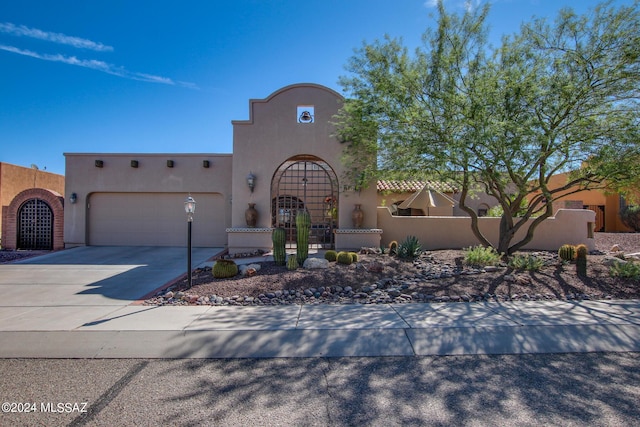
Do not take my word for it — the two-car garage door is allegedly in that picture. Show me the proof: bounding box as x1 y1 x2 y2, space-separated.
88 192 226 247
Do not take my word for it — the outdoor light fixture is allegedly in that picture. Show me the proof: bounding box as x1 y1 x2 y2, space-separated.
246 172 256 193
131 160 139 168
203 160 210 168
95 160 103 168
185 195 196 221
69 193 77 204
167 160 174 168
184 195 196 288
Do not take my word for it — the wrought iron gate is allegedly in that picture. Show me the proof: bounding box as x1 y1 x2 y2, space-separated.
271 156 338 249
18 198 53 250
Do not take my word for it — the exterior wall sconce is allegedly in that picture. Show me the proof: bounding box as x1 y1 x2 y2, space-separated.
95 160 104 168
203 160 210 168
246 172 256 193
131 160 139 168
69 193 77 204
167 160 174 168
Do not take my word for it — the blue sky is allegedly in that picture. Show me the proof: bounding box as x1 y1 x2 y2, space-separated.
1 0 633 175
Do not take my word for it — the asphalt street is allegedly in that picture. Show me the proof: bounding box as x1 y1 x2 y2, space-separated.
1 353 639 426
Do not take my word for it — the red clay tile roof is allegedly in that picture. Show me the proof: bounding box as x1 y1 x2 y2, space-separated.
377 180 456 193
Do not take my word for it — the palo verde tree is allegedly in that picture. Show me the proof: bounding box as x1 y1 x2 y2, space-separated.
335 0 640 255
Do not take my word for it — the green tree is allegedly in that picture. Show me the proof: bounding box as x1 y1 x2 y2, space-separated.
335 0 640 255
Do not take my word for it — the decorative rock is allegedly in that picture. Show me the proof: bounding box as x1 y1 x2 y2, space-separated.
603 256 627 267
610 244 622 252
303 258 330 269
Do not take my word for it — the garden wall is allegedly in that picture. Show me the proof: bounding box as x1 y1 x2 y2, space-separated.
377 208 596 252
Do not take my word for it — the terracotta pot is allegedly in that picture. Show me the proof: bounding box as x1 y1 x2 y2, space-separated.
352 204 364 228
245 203 258 227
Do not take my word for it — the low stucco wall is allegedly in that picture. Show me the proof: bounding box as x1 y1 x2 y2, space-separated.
377 207 596 252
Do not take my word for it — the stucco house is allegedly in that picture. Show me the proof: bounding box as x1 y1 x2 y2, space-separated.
63 83 597 253
64 84 380 253
0 162 65 250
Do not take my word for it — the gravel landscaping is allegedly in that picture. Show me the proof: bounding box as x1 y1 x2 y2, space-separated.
145 232 640 306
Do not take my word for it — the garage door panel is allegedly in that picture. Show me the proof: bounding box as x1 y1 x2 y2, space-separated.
88 193 225 246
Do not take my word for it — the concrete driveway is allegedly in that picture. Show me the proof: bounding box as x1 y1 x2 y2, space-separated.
0 246 220 306
0 246 220 332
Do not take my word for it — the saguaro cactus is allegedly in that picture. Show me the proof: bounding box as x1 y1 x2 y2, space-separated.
287 254 299 271
296 209 311 264
272 227 286 266
576 244 588 277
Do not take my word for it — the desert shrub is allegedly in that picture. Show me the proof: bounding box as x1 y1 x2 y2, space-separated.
508 254 544 271
609 260 640 280
397 235 421 259
337 251 353 265
619 205 640 231
324 250 338 262
464 245 501 267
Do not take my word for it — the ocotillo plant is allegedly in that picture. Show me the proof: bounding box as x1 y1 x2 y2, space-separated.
296 209 311 264
272 227 286 266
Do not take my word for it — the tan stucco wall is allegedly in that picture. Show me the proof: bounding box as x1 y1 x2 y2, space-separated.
231 83 377 232
63 153 232 246
0 162 65 241
377 207 596 252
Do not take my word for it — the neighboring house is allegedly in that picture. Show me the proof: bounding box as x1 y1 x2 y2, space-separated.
529 172 638 232
0 162 65 250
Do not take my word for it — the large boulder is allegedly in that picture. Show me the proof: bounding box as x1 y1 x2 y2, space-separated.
303 258 329 269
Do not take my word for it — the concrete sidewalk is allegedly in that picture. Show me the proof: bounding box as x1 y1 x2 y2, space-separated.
1 299 639 358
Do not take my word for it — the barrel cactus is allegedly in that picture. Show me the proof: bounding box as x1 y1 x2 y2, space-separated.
272 227 286 266
576 244 588 277
558 244 576 262
213 259 238 278
337 251 353 265
388 240 399 256
324 250 338 262
287 254 299 271
296 209 311 264
349 252 359 262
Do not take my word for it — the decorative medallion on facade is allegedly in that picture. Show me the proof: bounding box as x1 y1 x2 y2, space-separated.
297 105 314 123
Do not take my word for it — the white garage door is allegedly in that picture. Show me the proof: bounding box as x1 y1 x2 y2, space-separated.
88 192 226 246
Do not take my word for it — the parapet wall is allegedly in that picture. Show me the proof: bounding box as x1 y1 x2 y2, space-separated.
377 208 596 252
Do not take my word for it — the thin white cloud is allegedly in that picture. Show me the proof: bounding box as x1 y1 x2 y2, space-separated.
0 44 198 88
425 0 483 10
0 22 113 52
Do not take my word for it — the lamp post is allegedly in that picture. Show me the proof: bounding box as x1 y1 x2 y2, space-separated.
184 195 196 288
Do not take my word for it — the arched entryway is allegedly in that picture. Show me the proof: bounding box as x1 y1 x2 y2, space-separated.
18 198 53 250
1 188 64 251
271 155 338 249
